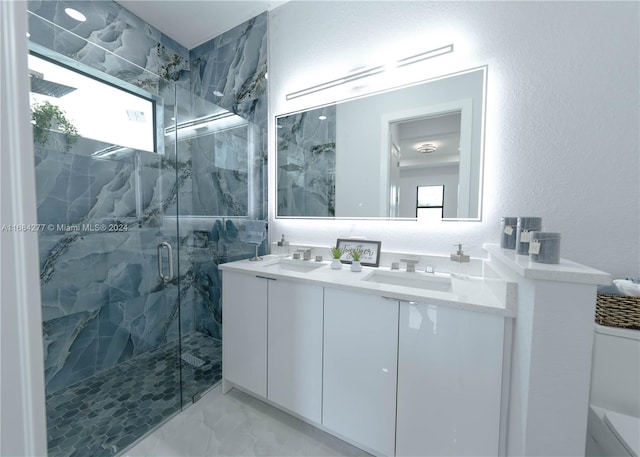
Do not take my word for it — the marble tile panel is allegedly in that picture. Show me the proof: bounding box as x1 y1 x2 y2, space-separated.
28 0 190 88
190 13 267 128
277 106 336 217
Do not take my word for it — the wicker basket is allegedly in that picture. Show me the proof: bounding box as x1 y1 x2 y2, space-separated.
595 293 640 330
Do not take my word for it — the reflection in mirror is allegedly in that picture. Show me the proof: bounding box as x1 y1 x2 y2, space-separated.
276 67 486 220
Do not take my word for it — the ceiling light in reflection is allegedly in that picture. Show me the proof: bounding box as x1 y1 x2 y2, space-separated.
64 8 87 22
318 115 327 120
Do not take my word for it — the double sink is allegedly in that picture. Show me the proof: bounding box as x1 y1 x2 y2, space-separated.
260 258 463 294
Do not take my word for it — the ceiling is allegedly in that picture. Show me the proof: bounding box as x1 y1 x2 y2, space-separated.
114 1 287 49
397 112 462 169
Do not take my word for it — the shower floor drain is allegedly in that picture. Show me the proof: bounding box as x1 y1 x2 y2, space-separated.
181 352 205 368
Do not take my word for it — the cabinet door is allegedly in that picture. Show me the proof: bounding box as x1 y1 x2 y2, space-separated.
222 271 268 397
323 288 398 456
268 280 324 423
396 303 504 456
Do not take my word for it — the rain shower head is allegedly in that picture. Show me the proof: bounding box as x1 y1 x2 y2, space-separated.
29 70 77 98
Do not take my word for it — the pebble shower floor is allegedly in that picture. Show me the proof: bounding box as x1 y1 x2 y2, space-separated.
45 332 221 457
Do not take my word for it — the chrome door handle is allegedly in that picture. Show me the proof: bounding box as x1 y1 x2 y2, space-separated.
157 241 174 282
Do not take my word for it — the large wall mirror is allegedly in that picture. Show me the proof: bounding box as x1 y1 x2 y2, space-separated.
276 66 487 220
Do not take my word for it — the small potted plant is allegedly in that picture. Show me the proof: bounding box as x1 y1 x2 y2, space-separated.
350 248 363 272
330 246 344 270
31 101 79 152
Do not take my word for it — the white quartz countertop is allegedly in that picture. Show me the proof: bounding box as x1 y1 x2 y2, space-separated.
483 244 611 285
220 255 517 318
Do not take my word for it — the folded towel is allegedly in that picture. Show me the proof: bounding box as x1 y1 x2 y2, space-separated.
613 279 640 297
598 283 621 295
245 220 266 246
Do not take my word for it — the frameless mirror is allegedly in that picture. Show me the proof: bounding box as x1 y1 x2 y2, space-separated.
276 66 487 220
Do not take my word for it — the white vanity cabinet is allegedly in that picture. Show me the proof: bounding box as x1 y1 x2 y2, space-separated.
222 257 515 457
222 271 268 397
323 288 399 456
267 280 323 423
222 269 324 423
395 302 505 456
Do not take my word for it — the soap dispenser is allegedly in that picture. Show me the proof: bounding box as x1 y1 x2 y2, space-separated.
276 234 290 256
450 244 470 278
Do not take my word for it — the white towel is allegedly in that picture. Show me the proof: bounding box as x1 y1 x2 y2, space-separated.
613 279 640 297
245 220 266 245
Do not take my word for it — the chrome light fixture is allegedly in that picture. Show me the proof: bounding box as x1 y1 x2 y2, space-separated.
286 44 454 100
417 144 437 154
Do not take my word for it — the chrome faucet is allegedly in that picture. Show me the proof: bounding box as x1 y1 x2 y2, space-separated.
400 258 419 272
296 248 312 261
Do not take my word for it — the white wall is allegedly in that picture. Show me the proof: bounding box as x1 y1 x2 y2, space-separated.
399 165 459 219
335 99 385 216
268 1 639 278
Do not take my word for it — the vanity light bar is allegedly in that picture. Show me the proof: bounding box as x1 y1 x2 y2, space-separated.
285 44 454 101
395 44 454 68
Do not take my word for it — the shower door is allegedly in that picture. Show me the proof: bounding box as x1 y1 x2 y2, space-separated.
171 84 263 407
28 10 190 456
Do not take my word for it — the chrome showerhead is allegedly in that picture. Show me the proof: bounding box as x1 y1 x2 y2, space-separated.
29 70 76 98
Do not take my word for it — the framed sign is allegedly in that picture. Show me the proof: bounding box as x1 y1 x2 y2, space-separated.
336 239 381 267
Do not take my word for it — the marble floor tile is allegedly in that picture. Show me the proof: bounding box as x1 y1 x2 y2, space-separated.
124 387 371 457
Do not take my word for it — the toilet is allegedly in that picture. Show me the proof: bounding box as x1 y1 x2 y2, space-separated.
586 323 640 457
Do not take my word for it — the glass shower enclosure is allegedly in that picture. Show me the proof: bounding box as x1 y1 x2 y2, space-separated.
27 7 260 456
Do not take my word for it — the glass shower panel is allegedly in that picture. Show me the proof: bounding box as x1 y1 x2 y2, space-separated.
29 10 185 456
171 85 264 406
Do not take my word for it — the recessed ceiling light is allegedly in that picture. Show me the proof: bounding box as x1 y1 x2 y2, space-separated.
213 90 223 97
26 32 31 38
318 115 327 120
417 143 437 154
65 8 86 22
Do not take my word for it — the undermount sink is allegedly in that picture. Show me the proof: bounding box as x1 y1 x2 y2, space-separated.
363 270 452 292
262 258 325 273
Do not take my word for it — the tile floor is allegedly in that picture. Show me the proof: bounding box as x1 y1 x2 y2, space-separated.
124 386 372 457
46 332 221 457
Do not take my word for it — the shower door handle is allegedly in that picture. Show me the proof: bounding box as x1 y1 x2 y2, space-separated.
157 241 174 282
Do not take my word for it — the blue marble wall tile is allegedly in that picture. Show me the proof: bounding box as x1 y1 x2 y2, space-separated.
43 286 180 393
277 106 336 217
28 0 190 87
174 12 269 348
190 13 268 130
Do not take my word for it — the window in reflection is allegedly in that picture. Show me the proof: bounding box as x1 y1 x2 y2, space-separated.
416 185 444 220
